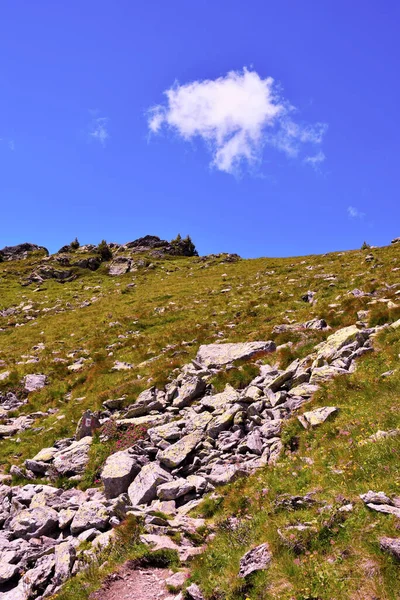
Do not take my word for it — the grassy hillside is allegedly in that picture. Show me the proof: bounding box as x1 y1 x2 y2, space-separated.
1 241 400 599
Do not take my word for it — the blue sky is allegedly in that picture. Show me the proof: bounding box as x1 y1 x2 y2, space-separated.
1 1 399 258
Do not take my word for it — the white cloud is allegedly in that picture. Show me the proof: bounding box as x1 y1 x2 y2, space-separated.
89 117 109 146
347 206 365 219
304 151 326 169
148 68 327 174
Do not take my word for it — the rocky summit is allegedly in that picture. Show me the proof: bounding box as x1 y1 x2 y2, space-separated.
0 237 400 599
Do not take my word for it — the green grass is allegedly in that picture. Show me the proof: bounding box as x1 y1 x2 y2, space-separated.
1 243 400 598
189 326 400 599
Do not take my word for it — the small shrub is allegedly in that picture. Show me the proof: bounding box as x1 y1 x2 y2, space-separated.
101 418 149 453
70 237 80 250
361 241 371 250
97 240 113 261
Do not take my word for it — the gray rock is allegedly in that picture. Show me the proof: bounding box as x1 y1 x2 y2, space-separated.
128 463 172 506
207 463 245 486
310 365 348 384
173 377 206 409
238 429 263 455
23 374 47 393
157 478 195 501
238 542 272 578
186 583 205 600
75 410 101 441
0 561 19 584
53 541 76 586
207 405 242 438
380 537 400 561
53 436 92 475
158 432 203 468
101 450 140 499
70 501 109 534
298 407 338 428
8 506 58 539
195 341 275 368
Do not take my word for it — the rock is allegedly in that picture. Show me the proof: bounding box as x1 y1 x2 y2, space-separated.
21 554 55 597
112 360 133 371
173 377 206 408
128 463 172 506
0 561 19 584
207 405 242 438
309 365 348 384
0 424 20 437
301 290 316 303
53 541 76 586
238 542 272 578
380 537 400 560
360 491 395 505
157 478 195 501
109 257 131 276
304 318 327 330
158 432 203 468
200 384 239 411
238 429 263 455
361 496 400 518
53 436 92 475
298 407 338 428
101 450 140 498
140 533 180 552
186 583 205 600
316 326 366 363
124 388 164 417
30 446 58 462
75 410 101 440
70 501 109 534
0 243 48 261
207 463 245 486
8 506 58 539
0 371 10 381
148 421 184 445
23 374 47 392
165 570 188 590
289 383 319 397
195 341 275 368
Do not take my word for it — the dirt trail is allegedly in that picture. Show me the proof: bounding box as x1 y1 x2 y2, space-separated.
89 563 177 600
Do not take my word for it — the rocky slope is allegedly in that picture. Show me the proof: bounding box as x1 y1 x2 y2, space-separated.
0 238 400 599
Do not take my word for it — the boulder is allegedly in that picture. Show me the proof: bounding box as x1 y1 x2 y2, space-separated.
8 507 58 539
23 374 47 393
316 326 366 363
173 377 206 409
207 463 245 486
298 407 338 428
101 450 140 498
157 478 195 501
380 537 400 561
195 341 275 368
53 436 92 475
0 561 19 584
238 542 272 578
200 384 239 411
75 410 101 440
53 541 76 586
207 405 242 438
128 463 172 506
186 583 205 600
70 501 109 534
109 257 131 276
310 365 348 384
158 432 203 468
